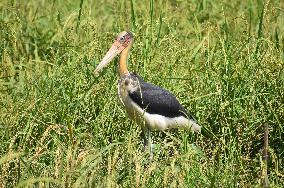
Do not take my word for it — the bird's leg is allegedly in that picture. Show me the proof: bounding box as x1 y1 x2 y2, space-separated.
142 126 153 160
148 128 153 160
142 127 148 152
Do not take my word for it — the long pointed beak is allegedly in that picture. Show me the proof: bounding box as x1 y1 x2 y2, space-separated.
94 41 123 74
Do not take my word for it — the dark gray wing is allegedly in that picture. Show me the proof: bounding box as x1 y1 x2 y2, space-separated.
128 76 193 119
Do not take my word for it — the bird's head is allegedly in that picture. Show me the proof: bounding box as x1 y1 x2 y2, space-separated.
94 31 133 74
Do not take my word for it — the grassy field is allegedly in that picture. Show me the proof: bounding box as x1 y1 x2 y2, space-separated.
1 0 284 187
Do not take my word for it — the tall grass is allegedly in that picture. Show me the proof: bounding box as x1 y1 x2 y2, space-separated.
0 0 284 187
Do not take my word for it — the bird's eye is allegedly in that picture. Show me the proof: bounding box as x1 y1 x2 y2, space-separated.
120 36 125 42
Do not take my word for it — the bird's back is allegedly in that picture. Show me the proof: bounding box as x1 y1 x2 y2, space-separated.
130 75 193 118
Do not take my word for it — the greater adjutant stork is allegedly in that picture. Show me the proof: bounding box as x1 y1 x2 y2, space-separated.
94 31 201 157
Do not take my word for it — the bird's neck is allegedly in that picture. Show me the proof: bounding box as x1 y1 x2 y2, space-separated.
119 43 132 76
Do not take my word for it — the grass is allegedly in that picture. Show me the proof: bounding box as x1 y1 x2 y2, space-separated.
0 0 284 187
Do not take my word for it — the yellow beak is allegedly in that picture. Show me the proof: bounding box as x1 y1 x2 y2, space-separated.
94 41 126 74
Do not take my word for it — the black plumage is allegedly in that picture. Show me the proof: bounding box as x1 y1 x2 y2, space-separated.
128 73 194 119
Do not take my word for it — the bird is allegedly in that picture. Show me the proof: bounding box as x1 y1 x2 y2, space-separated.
94 31 201 158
